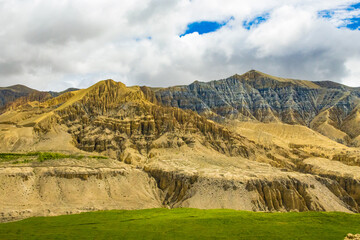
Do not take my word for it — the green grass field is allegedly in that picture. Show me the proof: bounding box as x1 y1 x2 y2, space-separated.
0 209 359 240
0 152 107 164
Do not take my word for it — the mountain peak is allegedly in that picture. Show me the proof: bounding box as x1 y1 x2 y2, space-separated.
247 69 264 74
230 70 320 89
93 79 118 86
88 79 128 93
230 70 279 81
240 69 278 80
0 84 35 93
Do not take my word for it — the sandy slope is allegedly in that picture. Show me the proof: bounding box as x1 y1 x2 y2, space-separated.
230 121 347 150
0 158 162 222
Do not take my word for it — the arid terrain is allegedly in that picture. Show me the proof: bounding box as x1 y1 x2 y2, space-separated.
1 70 360 222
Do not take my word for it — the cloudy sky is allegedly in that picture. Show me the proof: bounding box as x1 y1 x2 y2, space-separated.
0 0 360 91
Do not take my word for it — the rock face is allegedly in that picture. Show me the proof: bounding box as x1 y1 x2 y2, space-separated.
154 70 360 146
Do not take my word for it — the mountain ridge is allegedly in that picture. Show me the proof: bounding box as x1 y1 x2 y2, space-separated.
2 70 359 94
0 84 79 109
153 70 360 146
2 71 360 146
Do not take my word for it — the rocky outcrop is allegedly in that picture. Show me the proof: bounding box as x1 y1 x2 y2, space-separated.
145 168 199 207
345 233 360 240
244 178 325 212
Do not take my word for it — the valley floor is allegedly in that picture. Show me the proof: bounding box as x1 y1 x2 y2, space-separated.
0 208 359 240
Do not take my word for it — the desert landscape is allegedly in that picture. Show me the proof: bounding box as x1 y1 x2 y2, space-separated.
1 0 360 239
1 70 360 225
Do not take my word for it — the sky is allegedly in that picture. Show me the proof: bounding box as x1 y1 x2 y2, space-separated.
0 0 360 91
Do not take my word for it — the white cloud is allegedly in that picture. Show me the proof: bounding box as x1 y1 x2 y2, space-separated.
0 0 359 90
343 58 360 87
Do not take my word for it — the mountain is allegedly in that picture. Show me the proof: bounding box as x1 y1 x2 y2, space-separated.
0 84 36 108
0 84 79 112
154 70 360 146
0 72 360 221
0 79 255 159
48 88 80 97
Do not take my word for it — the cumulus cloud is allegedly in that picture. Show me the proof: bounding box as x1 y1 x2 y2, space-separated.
0 0 359 91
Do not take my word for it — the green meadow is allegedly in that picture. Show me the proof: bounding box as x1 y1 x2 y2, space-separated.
0 208 359 239
0 152 107 164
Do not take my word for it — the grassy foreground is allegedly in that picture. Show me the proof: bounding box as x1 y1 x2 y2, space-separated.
0 152 107 164
0 209 359 240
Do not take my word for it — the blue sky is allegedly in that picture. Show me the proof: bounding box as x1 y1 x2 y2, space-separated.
345 17 360 30
180 16 235 37
319 2 360 30
183 2 360 37
0 0 360 90
243 13 270 30
180 21 228 37
181 2 360 38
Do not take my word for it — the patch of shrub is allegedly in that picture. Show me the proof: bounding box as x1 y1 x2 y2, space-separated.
0 152 107 163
